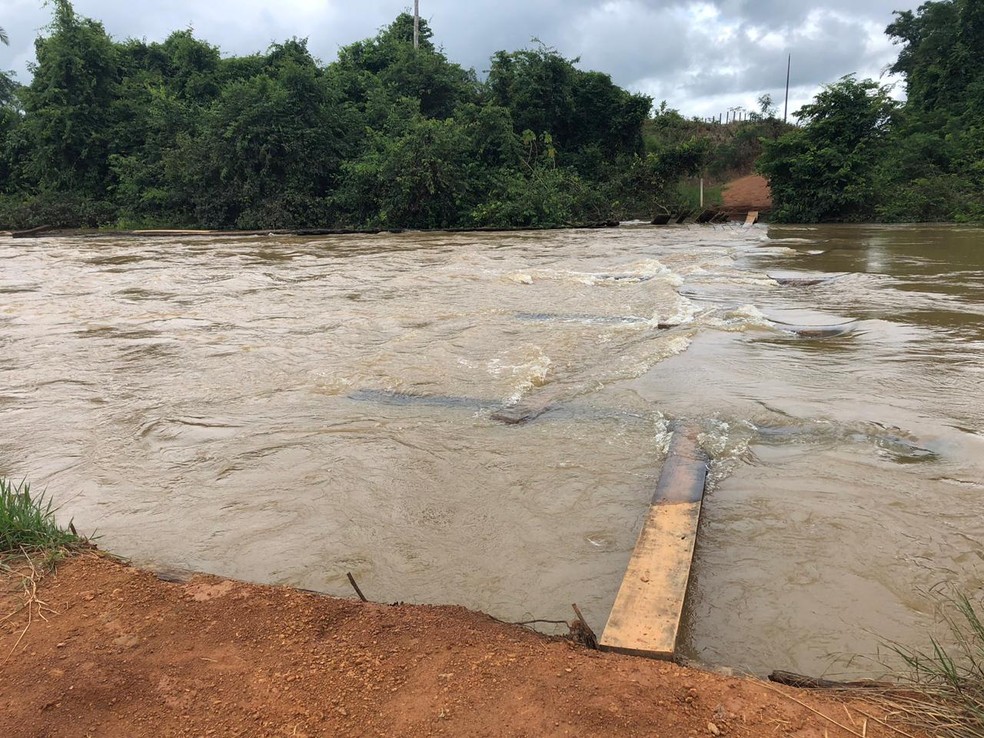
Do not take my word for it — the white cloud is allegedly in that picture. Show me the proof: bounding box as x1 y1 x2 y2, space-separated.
0 0 923 116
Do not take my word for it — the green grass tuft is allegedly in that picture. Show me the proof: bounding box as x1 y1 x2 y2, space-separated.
0 477 80 554
883 590 984 738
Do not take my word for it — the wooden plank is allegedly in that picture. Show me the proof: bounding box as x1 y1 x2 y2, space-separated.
744 210 759 227
600 425 708 659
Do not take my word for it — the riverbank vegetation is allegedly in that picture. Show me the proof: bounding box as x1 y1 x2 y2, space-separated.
4 2 979 228
878 590 984 738
0 477 79 557
759 0 984 223
0 1 715 230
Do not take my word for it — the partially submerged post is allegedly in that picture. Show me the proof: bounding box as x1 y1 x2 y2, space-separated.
600 424 708 659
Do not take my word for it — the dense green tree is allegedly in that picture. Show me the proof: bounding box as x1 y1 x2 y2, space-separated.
0 4 709 229
887 0 984 118
334 14 476 120
758 76 898 222
18 0 119 193
336 116 479 228
0 24 21 196
105 30 253 225
488 45 651 172
489 48 576 143
0 83 20 197
876 0 984 220
759 0 984 223
0 24 12 108
165 39 359 228
106 84 194 224
156 30 223 104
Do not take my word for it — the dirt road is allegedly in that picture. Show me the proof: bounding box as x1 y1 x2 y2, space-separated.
1 555 917 737
722 174 773 214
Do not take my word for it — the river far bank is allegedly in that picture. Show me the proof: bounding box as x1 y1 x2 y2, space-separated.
1 553 924 738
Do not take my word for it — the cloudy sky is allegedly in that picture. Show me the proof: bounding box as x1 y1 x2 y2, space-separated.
2 0 918 118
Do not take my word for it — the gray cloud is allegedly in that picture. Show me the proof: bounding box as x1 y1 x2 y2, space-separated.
0 0 920 116
706 0 905 26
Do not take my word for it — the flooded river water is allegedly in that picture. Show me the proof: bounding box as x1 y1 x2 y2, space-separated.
2 223 982 676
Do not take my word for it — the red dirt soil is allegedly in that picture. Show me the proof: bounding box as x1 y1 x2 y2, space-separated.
722 175 773 214
1 554 922 738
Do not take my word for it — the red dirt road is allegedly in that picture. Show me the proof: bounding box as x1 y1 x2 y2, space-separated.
1 555 921 738
722 175 773 213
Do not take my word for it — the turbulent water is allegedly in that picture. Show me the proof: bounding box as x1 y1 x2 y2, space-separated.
2 223 982 676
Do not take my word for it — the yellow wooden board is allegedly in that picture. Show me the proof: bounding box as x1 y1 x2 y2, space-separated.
744 211 760 226
600 426 708 659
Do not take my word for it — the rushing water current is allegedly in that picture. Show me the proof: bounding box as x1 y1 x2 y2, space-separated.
2 224 983 675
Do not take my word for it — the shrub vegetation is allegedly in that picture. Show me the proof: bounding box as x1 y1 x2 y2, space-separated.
759 0 984 222
0 2 708 230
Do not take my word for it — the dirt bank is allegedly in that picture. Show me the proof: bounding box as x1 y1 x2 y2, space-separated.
1 554 918 738
722 174 773 214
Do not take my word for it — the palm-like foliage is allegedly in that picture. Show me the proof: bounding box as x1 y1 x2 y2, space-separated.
0 26 9 45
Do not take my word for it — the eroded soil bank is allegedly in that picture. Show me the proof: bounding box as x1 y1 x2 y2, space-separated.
1 555 921 738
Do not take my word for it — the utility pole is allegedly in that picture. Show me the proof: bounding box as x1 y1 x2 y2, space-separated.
783 54 791 123
414 0 420 50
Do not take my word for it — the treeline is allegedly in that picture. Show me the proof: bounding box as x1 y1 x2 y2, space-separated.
758 0 984 223
0 1 709 230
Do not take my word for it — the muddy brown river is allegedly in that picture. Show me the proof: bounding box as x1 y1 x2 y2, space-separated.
2 224 982 676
